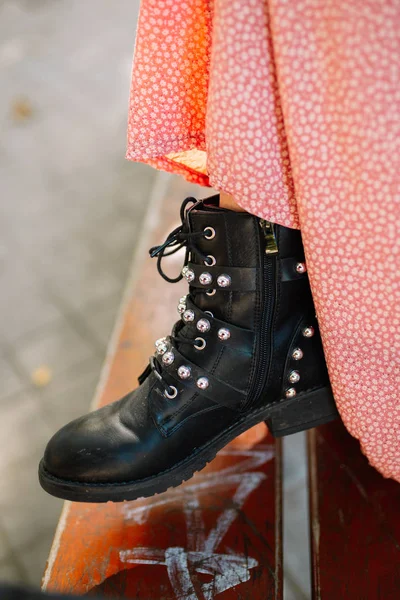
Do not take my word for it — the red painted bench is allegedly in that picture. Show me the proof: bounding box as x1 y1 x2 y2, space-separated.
308 422 400 598
41 179 399 599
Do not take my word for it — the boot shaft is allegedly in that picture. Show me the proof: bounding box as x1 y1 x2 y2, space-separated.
185 196 329 405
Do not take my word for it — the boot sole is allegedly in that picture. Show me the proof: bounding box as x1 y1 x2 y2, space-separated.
39 386 338 503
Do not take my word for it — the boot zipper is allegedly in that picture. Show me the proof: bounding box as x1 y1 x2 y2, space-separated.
244 220 278 408
260 219 279 255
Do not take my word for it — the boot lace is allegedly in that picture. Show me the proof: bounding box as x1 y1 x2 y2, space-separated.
149 196 211 283
147 196 213 397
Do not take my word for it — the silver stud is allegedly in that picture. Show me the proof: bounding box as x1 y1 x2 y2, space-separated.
178 365 191 380
206 289 216 296
292 348 303 360
185 269 195 283
217 274 231 288
302 326 315 338
285 388 297 398
177 303 186 315
155 337 167 348
199 272 213 286
183 309 195 323
197 318 211 333
289 370 300 384
156 342 168 355
203 226 215 240
196 376 209 390
296 262 307 274
162 351 175 366
218 328 231 341
204 255 216 266
179 296 187 304
181 266 188 277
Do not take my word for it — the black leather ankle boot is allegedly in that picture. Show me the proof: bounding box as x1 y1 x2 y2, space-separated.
39 195 338 502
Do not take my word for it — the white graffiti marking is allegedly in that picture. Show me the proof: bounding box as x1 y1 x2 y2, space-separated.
120 547 258 600
119 443 274 598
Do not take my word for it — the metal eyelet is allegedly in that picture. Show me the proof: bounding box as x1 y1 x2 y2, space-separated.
204 254 216 266
164 385 178 399
204 310 214 317
206 289 216 296
194 337 206 350
204 226 216 240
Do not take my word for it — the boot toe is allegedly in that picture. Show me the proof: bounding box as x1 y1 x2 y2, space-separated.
42 401 140 484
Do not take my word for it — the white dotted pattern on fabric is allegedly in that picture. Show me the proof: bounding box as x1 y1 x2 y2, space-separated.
127 0 400 481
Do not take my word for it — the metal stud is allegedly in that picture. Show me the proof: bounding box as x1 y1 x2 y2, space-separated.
217 274 231 288
302 326 315 338
179 296 187 304
296 262 307 274
292 348 304 360
197 318 211 333
185 269 195 283
289 370 300 384
155 337 167 348
182 309 195 323
181 266 188 277
285 387 297 398
218 328 231 341
199 272 213 286
178 365 191 380
196 376 209 390
162 351 175 366
203 226 215 240
177 303 186 315
156 342 168 355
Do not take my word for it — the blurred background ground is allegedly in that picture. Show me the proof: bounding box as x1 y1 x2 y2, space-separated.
0 1 309 597
0 0 152 585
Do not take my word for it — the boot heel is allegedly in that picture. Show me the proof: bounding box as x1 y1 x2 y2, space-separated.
266 387 339 437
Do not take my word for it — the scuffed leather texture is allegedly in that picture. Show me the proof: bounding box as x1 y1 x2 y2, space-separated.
42 196 332 486
44 376 238 483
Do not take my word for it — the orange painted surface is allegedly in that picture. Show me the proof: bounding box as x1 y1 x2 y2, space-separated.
42 182 282 599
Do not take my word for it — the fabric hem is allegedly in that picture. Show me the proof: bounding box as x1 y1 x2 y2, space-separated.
209 174 301 230
126 152 210 187
126 133 206 161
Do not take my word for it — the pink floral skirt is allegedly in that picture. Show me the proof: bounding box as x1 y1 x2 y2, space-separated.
127 0 400 481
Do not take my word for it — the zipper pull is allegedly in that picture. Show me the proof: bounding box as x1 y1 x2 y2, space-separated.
259 220 278 255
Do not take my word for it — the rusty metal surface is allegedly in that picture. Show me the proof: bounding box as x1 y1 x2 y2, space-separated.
308 421 400 599
42 181 283 599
